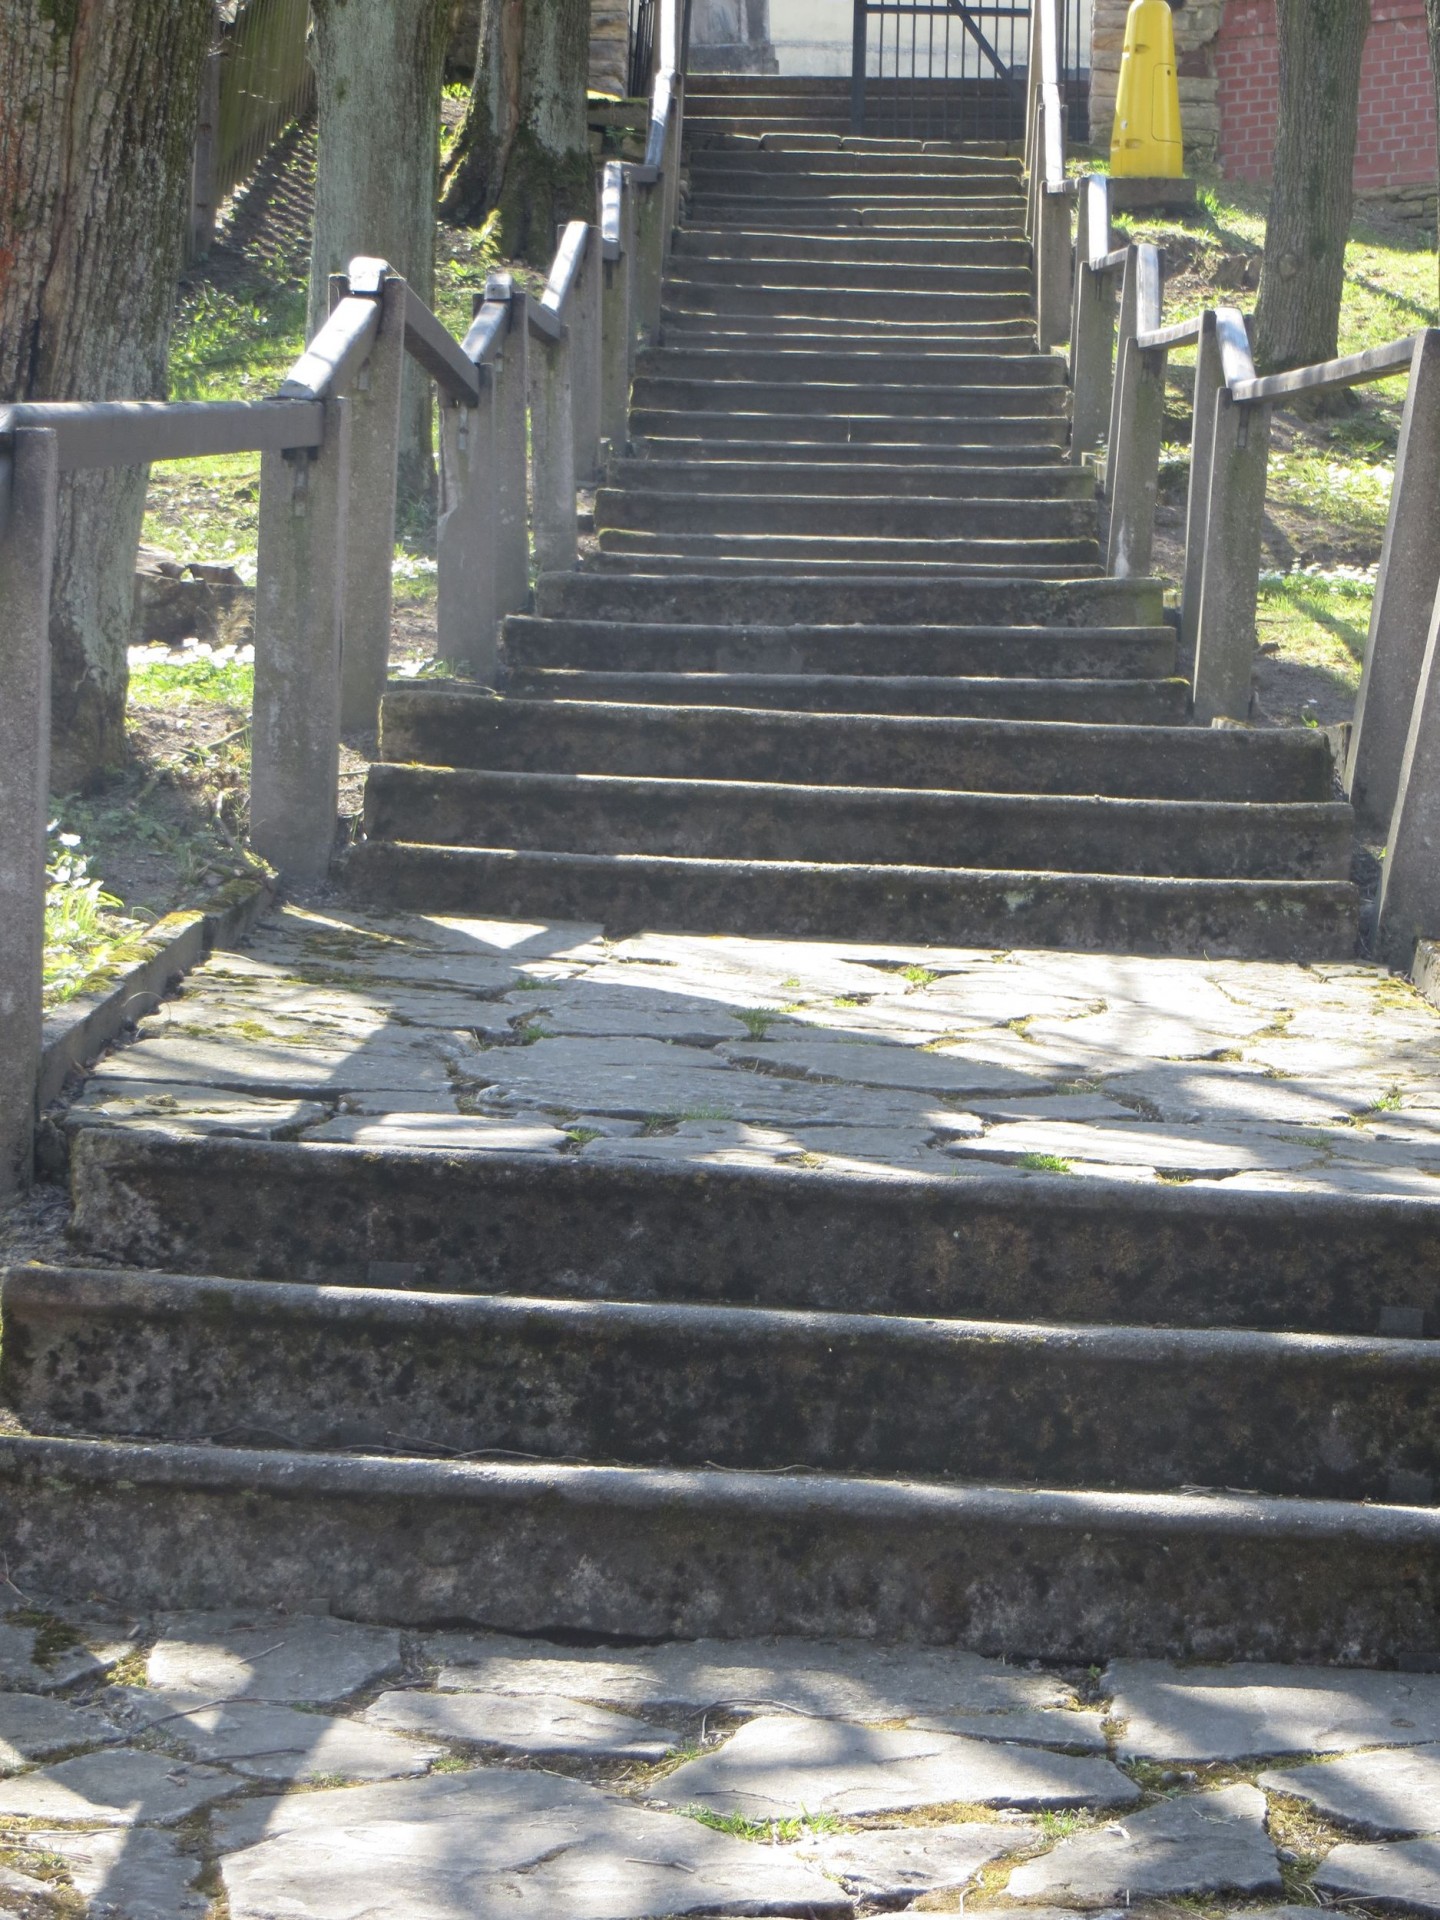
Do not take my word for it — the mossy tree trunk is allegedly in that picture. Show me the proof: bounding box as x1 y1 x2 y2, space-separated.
309 0 452 507
0 0 213 791
1253 0 1371 377
441 0 592 265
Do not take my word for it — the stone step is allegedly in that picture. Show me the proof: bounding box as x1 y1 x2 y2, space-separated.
607 459 1090 499
499 616 1178 680
68 1130 1440 1337
663 284 1033 320
533 569 1163 627
630 432 1071 464
379 690 1333 801
502 669 1189 724
0 1425 1431 1657
658 322 1039 352
687 198 1027 226
362 766 1351 882
594 487 1096 537
631 412 1069 451
10 1267 1435 1502
675 228 1028 261
630 380 1064 420
346 842 1355 959
591 533 1103 571
664 251 1032 287
636 348 1062 386
690 149 1022 174
688 172 1026 204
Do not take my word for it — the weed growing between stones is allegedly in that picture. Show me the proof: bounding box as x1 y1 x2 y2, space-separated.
738 1008 778 1040
680 1805 844 1845
1018 1154 1074 1174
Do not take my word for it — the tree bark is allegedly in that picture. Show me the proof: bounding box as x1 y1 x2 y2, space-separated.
0 0 213 790
1427 0 1440 297
441 0 592 265
309 0 451 505
1253 0 1371 376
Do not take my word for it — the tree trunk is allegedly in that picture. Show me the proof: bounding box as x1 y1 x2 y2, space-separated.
1253 0 1371 376
0 0 213 790
309 0 451 506
441 0 592 265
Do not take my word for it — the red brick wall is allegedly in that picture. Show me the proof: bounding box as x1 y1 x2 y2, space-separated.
1213 0 1437 194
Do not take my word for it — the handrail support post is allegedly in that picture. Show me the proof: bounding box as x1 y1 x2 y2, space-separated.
338 270 405 736
1190 391 1272 723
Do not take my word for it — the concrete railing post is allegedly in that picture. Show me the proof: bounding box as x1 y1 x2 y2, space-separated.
634 182 665 350
1375 580 1440 970
601 174 636 456
1180 311 1222 672
572 225 604 484
338 267 405 736
529 316 578 575
1037 181 1074 356
1346 329 1440 836
1190 389 1273 724
1106 336 1168 578
251 396 350 884
1070 184 1117 467
437 377 497 683
1104 247 1140 494
0 427 57 1198
485 279 531 619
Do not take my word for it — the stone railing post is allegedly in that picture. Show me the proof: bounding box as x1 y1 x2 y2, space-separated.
1190 381 1272 723
337 260 405 736
1070 180 1117 465
437 367 496 686
1180 310 1222 671
1346 329 1440 836
572 222 605 485
1105 247 1140 493
251 396 350 883
0 427 58 1197
633 180 665 349
529 313 578 576
1105 248 1165 578
484 276 531 621
1375 580 1440 969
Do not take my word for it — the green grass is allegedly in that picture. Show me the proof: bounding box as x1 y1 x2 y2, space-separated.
130 655 255 705
1018 1153 1074 1174
681 1805 844 1844
1254 569 1374 697
43 825 152 1007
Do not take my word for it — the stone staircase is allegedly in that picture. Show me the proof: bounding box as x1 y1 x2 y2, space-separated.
347 102 1358 961
3 96 1435 1668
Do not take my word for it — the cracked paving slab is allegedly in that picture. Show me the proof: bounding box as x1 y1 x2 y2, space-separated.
109 1691 443 1783
794 1818 1042 1901
145 1611 402 1703
1003 1783 1281 1905
70 910 1440 1190
213 1767 850 1920
363 1689 681 1761
1105 1659 1440 1760
646 1715 1137 1819
14 1827 208 1918
1259 1744 1440 1836
1315 1837 1440 1916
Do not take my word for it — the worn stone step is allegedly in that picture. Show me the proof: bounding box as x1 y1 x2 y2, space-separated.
345 842 1357 960
675 229 1028 261
10 1268 1434 1502
669 250 1031 287
630 380 1064 420
534 569 1163 627
594 487 1095 537
381 690 1328 801
690 149 1022 175
689 205 1032 229
631 413 1068 451
66 1130 1440 1338
363 767 1350 882
501 668 1188 724
659 320 1038 350
0 1428 1431 1658
499 617 1178 680
630 432 1070 464
663 284 1033 320
608 460 1090 499
637 349 1062 387
593 532 1102 570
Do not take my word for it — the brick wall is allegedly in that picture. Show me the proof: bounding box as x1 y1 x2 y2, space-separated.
1213 0 1437 216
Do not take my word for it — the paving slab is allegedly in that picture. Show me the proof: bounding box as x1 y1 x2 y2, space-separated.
214 1766 850 1919
0 1749 234 1825
426 1634 1081 1720
795 1818 1041 1901
19 1827 208 1918
1259 1745 1440 1837
946 1120 1313 1174
300 1114 569 1153
146 1611 402 1703
0 1619 137 1695
66 1087 330 1139
90 1032 460 1097
111 1692 441 1783
1004 1784 1281 1905
721 1036 1035 1094
0 1692 121 1768
1105 1660 1440 1760
1315 1837 1440 1915
364 1689 680 1761
646 1715 1137 1819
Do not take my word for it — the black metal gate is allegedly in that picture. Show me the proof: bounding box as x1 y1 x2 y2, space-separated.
849 0 1089 143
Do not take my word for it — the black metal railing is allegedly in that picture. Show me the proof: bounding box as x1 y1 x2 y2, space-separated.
629 0 658 97
850 0 1088 142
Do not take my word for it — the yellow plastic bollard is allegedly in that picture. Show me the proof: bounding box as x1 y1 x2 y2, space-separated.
1110 0 1184 178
